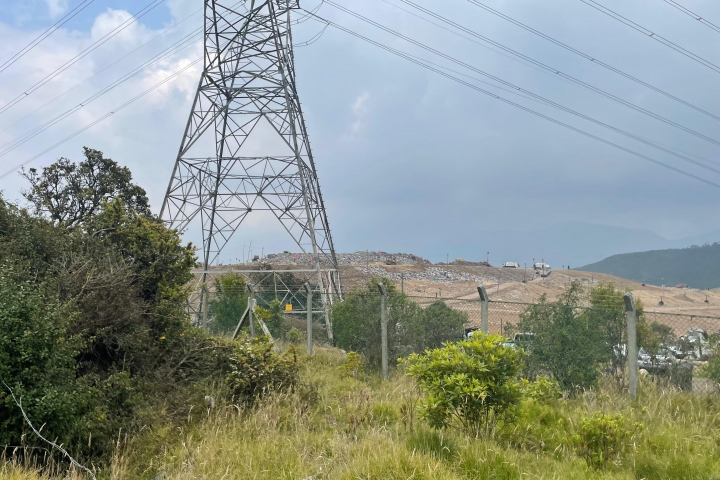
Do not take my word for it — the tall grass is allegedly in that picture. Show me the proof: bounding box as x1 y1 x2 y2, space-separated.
3 346 720 479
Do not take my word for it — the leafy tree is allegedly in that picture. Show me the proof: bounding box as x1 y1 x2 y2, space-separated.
22 147 150 226
255 299 286 338
403 333 524 437
402 301 467 352
331 278 422 368
209 273 249 334
518 281 609 391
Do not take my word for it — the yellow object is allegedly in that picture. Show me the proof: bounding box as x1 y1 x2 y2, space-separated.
285 304 293 311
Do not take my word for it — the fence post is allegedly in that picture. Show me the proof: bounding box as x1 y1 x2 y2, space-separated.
378 282 388 380
624 292 638 400
247 283 256 338
304 283 313 355
477 285 489 334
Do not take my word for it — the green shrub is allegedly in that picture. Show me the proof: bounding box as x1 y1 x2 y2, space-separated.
518 282 609 391
338 351 363 378
285 327 304 345
226 336 298 403
208 273 248 334
403 333 524 437
573 412 642 468
520 376 561 403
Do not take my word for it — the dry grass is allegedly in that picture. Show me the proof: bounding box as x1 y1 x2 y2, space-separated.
4 347 720 479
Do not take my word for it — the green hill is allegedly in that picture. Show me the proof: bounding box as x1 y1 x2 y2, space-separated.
579 243 720 289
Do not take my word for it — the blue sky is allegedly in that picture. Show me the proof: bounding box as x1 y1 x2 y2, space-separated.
0 0 718 266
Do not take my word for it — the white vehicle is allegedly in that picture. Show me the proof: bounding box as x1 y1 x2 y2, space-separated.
502 262 520 268
533 262 551 270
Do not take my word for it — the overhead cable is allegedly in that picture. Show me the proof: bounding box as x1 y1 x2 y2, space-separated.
0 0 168 116
0 33 201 159
0 0 98 75
303 12 720 189
321 0 720 171
463 0 720 122
662 0 720 35
580 0 720 74
0 58 201 180
393 0 720 142
0 6 204 135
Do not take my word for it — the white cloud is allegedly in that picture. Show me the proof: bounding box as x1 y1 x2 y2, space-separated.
347 91 370 136
45 0 68 19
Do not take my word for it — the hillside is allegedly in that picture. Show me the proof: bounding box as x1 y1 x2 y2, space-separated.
579 243 720 289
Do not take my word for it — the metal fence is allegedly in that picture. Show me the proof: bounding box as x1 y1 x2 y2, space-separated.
191 278 720 394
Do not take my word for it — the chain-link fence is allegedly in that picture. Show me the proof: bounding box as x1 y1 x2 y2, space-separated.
188 274 720 395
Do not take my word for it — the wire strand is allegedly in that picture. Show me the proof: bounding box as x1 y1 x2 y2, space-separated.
303 12 720 189
463 0 720 122
0 0 98 75
662 0 720 34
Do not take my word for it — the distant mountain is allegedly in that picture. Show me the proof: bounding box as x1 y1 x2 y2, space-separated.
579 243 720 289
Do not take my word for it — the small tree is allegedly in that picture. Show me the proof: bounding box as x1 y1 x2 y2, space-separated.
208 273 248 334
402 301 467 352
403 333 524 437
518 282 608 391
22 147 150 226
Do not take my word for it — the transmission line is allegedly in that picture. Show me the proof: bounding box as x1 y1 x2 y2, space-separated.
463 0 720 122
391 0 720 144
662 0 720 35
0 0 98 75
0 58 201 180
303 12 720 188
580 0 720 74
1 6 203 134
322 1 720 171
0 0 167 116
0 33 201 159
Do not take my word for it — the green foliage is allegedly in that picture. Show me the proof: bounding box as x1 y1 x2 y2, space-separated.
21 147 150 227
338 351 363 378
573 412 642 469
520 376 562 403
702 354 720 383
403 333 524 437
208 273 248 334
255 299 285 338
332 279 465 369
518 282 609 391
226 336 298 403
638 320 676 356
285 327 304 345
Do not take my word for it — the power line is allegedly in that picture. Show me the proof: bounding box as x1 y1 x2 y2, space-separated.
0 58 201 180
392 0 720 146
463 0 720 122
0 4 204 135
321 1 720 172
0 0 98 75
0 0 167 117
580 0 720 74
302 12 720 189
0 32 201 159
662 0 720 35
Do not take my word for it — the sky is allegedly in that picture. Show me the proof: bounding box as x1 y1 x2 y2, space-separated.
0 0 718 267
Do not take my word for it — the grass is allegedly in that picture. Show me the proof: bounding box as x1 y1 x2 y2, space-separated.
4 345 720 479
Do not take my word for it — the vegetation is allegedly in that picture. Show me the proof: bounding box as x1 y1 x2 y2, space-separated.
0 151 295 467
331 278 465 369
5 347 720 479
580 242 720 289
403 333 524 437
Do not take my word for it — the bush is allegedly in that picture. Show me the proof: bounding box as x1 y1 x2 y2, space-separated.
285 327 304 345
573 412 641 468
520 376 562 403
403 333 524 437
225 336 298 403
208 273 248 334
518 282 609 391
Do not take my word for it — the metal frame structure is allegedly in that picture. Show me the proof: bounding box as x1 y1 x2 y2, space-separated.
160 0 340 331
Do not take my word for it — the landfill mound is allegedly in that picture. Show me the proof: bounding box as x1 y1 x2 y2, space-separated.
264 251 428 266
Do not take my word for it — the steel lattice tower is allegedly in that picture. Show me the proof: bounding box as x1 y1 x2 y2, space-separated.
160 0 340 316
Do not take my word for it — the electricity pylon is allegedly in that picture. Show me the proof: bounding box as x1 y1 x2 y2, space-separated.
160 0 340 334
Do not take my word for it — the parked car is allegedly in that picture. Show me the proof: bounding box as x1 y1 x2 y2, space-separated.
502 262 520 268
